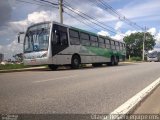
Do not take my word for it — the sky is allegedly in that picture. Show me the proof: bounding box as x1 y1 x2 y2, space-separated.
0 0 160 60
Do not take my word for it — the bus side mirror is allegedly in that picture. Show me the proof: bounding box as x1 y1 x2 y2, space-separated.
18 32 25 43
18 35 20 43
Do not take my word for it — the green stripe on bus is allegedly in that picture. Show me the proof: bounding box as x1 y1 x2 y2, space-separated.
85 46 124 58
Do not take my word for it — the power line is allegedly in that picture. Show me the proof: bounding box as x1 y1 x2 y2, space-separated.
63 2 120 35
31 0 125 36
38 0 58 6
64 12 100 32
32 0 53 6
16 0 57 8
91 0 144 30
17 0 125 37
28 0 124 34
96 0 144 30
64 1 115 31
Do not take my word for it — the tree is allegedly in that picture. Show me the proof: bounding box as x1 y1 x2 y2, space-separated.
123 32 156 58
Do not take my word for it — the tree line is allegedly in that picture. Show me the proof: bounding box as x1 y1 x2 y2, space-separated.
123 32 156 60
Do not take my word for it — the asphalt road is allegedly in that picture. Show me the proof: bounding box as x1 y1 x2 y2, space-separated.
0 62 160 114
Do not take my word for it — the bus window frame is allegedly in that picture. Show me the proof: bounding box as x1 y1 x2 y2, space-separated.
90 35 98 47
105 39 111 49
80 32 90 46
69 29 80 45
98 37 105 48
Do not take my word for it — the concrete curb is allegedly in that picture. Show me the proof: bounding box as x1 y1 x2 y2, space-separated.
106 77 160 120
121 61 144 64
0 66 47 73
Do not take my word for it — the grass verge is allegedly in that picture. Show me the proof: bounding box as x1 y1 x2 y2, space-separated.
0 64 30 70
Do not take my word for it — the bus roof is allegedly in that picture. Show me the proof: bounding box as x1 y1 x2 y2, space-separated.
27 21 125 44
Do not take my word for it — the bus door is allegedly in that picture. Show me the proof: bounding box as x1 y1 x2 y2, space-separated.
51 24 68 56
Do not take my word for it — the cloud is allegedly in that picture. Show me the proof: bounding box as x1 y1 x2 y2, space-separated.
155 32 160 41
111 29 138 41
0 10 57 59
0 10 57 41
27 11 53 23
125 30 138 36
118 0 160 21
115 21 123 31
147 28 156 36
97 30 110 36
111 34 124 41
97 29 137 42
0 0 12 27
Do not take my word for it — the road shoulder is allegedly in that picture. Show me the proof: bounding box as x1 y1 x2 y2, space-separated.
133 85 160 114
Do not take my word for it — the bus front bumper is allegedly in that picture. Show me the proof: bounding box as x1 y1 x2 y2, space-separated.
23 58 52 66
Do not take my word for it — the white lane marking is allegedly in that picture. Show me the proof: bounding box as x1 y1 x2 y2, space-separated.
104 77 160 120
33 75 78 83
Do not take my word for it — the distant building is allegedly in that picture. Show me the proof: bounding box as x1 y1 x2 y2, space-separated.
0 53 4 62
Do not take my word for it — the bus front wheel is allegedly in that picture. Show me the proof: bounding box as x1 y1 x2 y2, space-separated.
71 55 81 69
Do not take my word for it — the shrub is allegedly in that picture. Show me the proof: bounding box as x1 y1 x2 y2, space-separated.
131 56 142 61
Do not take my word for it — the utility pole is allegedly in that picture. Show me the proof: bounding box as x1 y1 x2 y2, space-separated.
142 26 146 61
59 0 63 24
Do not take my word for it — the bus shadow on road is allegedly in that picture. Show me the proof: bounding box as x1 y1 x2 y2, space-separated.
31 62 138 72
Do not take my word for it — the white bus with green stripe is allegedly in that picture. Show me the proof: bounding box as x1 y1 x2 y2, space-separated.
22 21 126 70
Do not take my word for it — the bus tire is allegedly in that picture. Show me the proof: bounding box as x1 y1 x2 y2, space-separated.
114 56 119 65
107 56 115 66
71 55 81 69
48 64 58 70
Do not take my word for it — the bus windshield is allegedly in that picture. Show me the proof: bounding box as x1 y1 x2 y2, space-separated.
24 23 51 53
148 51 157 58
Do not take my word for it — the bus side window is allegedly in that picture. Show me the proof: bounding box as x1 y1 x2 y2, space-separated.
80 32 90 46
53 30 68 46
115 41 120 50
105 39 110 49
90 35 98 47
55 30 61 45
98 37 105 48
60 32 68 45
110 40 116 50
69 29 80 45
52 30 60 45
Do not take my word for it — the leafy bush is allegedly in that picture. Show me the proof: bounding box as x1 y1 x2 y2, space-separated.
131 56 142 61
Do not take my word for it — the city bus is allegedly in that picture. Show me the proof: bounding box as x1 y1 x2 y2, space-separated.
147 50 160 62
19 21 126 70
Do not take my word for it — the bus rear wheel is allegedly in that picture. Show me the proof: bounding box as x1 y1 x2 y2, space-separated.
71 55 81 69
114 57 119 65
107 56 115 66
48 64 58 70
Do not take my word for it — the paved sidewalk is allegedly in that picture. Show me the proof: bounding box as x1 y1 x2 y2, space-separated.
134 86 160 114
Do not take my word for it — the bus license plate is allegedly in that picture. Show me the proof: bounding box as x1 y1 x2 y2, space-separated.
31 59 36 63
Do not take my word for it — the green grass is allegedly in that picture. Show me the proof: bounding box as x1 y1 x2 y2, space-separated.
0 64 29 70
